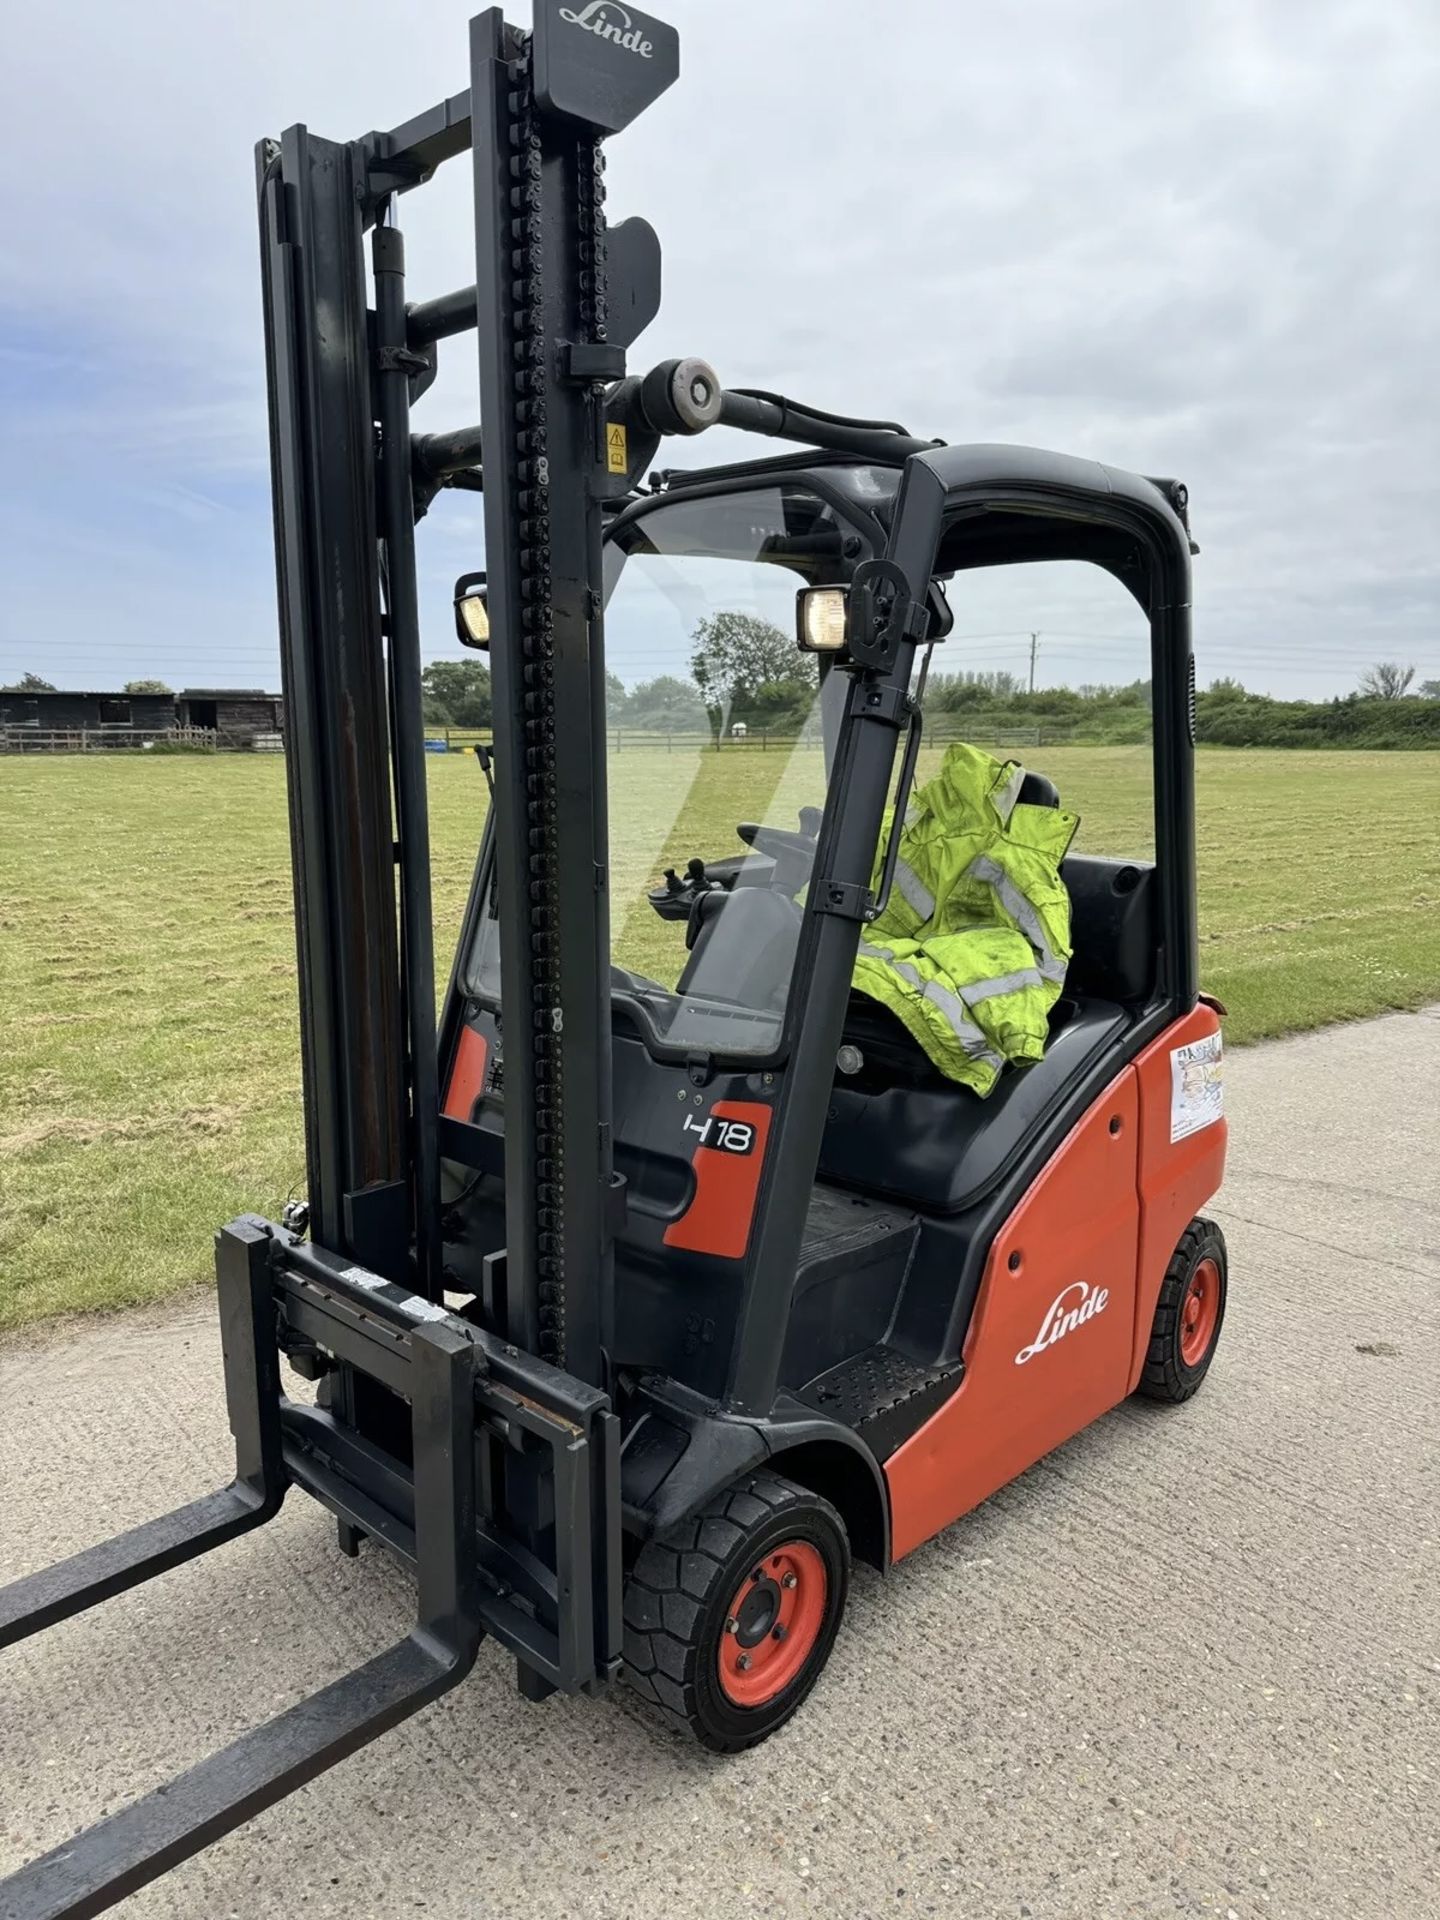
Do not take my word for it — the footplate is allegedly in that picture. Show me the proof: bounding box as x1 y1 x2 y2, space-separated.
0 1216 621 1920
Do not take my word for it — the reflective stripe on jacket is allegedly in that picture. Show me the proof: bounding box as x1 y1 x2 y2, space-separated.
852 743 1078 1093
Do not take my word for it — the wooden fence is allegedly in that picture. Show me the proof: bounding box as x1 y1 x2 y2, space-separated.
428 719 1082 755
1 726 223 754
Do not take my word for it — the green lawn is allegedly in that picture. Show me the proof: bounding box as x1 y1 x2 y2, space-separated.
2 746 1437 1330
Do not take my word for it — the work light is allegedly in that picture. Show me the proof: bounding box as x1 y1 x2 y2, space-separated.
796 586 849 654
453 571 490 649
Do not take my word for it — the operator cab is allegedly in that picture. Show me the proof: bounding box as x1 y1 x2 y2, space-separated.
614 453 1167 1198
457 450 1164 1231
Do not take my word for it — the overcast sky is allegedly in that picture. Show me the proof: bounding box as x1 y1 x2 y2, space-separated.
2 0 1436 699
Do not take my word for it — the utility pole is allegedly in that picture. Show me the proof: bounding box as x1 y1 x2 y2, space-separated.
1028 631 1039 694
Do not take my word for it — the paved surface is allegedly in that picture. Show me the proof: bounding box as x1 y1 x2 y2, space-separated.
2 1008 1438 1920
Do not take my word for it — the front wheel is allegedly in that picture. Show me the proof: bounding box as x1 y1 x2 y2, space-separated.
622 1471 850 1752
1137 1215 1228 1403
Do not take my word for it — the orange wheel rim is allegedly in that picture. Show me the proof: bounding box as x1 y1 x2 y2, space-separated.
1180 1256 1221 1367
716 1539 828 1708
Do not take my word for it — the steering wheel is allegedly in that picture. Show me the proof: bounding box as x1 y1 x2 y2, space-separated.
736 822 817 899
740 823 818 865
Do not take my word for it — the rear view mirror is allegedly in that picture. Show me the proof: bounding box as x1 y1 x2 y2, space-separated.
453 571 489 649
927 579 953 639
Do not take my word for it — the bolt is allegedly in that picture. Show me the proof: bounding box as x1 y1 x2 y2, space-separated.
781 1572 798 1590
737 1653 752 1671
772 1624 788 1641
724 1616 739 1634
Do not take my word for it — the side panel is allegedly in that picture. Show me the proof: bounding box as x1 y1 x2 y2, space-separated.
885 1072 1140 1561
1127 1002 1228 1391
443 1026 490 1124
663 1100 774 1260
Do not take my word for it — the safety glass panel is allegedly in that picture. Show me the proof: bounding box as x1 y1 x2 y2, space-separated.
598 484 857 1056
916 562 1155 862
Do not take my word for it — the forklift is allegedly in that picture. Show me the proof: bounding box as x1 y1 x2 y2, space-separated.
0 5 1229 1914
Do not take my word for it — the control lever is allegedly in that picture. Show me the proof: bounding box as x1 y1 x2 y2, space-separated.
473 740 495 801
647 857 724 923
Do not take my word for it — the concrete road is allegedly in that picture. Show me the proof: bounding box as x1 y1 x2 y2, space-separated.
3 1009 1438 1920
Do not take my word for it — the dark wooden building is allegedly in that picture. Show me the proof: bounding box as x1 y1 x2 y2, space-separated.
1 687 285 748
0 689 178 734
176 689 285 735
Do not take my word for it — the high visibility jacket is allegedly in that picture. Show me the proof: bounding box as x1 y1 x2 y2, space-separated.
852 743 1078 1094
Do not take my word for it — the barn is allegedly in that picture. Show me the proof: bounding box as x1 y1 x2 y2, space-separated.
0 688 178 738
176 690 285 738
0 687 286 749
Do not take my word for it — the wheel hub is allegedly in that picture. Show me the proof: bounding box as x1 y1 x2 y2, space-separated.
734 1576 782 1648
716 1540 828 1708
1179 1256 1221 1367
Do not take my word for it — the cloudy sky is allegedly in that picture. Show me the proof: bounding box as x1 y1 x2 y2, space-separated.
2 0 1436 699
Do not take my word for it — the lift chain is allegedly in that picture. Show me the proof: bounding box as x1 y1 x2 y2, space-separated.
576 132 607 345
504 47 562 1364
502 44 609 1367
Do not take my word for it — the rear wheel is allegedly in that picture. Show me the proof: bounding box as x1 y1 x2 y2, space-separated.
622 1471 850 1752
1137 1216 1228 1403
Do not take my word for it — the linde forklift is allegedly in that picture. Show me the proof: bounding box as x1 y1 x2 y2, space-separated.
0 5 1229 1913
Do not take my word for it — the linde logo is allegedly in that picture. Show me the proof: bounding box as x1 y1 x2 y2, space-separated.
559 1 654 57
1014 1280 1110 1365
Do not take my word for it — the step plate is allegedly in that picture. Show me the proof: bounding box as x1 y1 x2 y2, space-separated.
799 1343 962 1461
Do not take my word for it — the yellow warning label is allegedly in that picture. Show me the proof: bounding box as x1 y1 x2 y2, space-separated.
606 422 628 475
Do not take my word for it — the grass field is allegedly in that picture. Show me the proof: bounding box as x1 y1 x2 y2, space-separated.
2 746 1438 1330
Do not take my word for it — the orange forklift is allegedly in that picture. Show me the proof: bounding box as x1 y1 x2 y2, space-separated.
0 5 1227 1913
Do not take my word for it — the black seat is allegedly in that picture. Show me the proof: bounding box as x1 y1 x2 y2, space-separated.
1018 768 1060 808
821 996 1130 1213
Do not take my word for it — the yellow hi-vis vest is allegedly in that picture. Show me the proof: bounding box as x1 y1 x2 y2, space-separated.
851 743 1079 1094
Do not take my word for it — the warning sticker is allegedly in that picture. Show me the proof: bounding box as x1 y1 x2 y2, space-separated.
606 421 628 474
395 1293 452 1324
1170 1030 1224 1142
339 1264 388 1293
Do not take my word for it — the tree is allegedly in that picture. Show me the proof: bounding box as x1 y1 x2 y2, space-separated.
1418 679 1440 700
690 611 811 712
2 672 56 691
928 669 1023 710
626 674 707 731
420 659 492 728
124 678 172 694
1358 662 1415 700
605 671 629 723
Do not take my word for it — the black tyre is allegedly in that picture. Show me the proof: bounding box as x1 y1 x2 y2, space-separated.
622 1470 850 1753
1137 1215 1228 1403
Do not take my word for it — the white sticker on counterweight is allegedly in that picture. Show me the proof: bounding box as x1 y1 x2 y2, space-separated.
1170 1030 1224 1142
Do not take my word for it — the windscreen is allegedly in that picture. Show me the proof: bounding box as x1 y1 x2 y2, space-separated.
599 483 858 1055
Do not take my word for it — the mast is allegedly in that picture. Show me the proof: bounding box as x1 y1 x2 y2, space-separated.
471 4 677 1382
